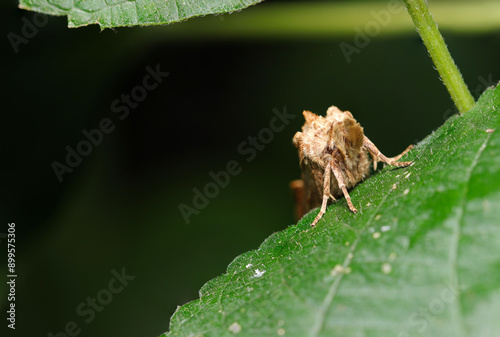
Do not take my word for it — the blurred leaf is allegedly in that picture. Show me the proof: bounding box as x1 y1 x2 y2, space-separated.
18 0 263 28
162 83 500 337
17 1 500 32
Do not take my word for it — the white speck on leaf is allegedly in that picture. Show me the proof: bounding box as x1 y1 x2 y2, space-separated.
228 322 242 333
245 264 252 269
277 328 286 335
392 183 397 190
381 225 391 232
405 172 411 179
375 214 382 221
372 232 381 239
382 263 392 274
330 264 345 277
252 269 266 278
403 188 410 195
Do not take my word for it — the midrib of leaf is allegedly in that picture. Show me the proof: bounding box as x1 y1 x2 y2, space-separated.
450 133 492 337
310 236 359 337
310 182 401 337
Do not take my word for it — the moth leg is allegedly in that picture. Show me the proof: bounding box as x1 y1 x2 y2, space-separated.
370 151 379 170
363 136 413 167
390 144 414 161
311 160 333 227
330 162 357 213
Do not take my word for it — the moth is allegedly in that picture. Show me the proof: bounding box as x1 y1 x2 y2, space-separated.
291 106 413 227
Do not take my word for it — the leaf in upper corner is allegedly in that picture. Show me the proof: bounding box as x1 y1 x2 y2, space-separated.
162 83 500 337
18 0 264 28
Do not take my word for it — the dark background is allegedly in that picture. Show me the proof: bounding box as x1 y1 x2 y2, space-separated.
1 0 499 336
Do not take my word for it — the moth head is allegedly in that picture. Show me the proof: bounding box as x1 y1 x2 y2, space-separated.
326 106 364 151
326 106 354 119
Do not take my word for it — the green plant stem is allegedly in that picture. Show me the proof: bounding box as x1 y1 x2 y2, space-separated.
404 0 475 113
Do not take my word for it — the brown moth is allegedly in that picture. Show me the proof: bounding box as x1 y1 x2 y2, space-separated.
291 106 413 227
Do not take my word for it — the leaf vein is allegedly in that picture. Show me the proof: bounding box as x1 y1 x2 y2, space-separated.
450 132 492 337
309 184 397 337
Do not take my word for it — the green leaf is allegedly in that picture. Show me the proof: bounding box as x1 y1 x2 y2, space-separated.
17 1 500 31
163 83 500 337
18 0 263 28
